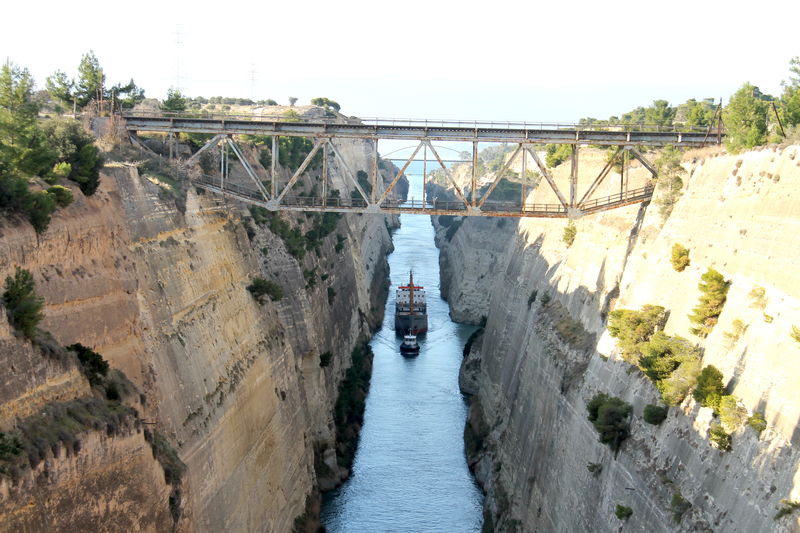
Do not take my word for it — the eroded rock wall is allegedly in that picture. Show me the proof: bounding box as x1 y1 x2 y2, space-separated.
438 145 800 532
0 135 399 532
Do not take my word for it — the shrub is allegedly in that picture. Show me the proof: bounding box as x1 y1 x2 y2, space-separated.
247 277 283 302
748 411 767 436
718 395 747 433
774 499 800 520
615 505 633 521
2 267 45 339
658 354 701 406
47 185 73 207
545 143 572 168
587 462 602 476
607 305 667 365
748 286 767 310
0 432 22 462
791 325 800 344
562 221 577 247
67 343 109 385
335 234 346 253
527 290 538 308
27 189 58 234
587 393 632 452
319 351 333 368
723 319 747 345
688 268 730 337
333 345 374 469
693 365 725 410
643 404 668 425
327 287 336 306
42 118 103 195
670 243 690 271
709 422 732 451
671 492 691 523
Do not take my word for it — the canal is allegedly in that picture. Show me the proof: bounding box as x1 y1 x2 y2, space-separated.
321 174 484 532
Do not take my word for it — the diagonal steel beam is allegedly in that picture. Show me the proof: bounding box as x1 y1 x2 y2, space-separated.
569 145 579 207
628 147 658 178
271 135 278 198
526 147 569 209
182 134 226 167
129 133 161 158
225 137 270 201
578 147 623 206
275 139 323 203
471 141 478 207
378 141 424 205
328 139 371 204
477 144 522 209
426 141 469 209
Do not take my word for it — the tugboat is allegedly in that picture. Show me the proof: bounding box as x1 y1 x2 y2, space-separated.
394 271 428 335
399 333 421 356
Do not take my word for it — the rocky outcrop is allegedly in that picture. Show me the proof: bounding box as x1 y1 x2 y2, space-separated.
439 145 800 532
0 136 402 531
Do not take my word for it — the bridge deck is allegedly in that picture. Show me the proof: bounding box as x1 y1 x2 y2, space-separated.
123 113 717 147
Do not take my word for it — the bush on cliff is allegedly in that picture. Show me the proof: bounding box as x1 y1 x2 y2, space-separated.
334 345 373 468
670 243 690 271
247 277 283 303
562 220 577 247
689 268 730 338
643 404 668 425
693 365 726 411
67 343 109 385
607 305 667 365
2 266 45 339
586 393 632 453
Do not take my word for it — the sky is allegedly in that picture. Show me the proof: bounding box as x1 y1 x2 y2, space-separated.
3 0 799 123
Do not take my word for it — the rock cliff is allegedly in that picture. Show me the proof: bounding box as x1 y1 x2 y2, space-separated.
0 135 401 532
436 145 800 532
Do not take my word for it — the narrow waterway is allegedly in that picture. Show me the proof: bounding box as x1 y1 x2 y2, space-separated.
321 175 484 532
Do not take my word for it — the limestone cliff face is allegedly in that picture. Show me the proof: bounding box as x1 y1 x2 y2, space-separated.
0 136 399 531
437 145 800 532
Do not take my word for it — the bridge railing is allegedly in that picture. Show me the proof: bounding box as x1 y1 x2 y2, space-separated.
579 185 655 212
121 110 715 134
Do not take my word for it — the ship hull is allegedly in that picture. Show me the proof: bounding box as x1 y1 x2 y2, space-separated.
395 314 428 335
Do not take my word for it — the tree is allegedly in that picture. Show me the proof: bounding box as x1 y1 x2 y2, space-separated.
693 365 725 410
670 243 690 271
42 118 103 195
587 393 632 452
161 87 187 113
607 305 667 365
288 96 298 106
75 51 105 107
688 268 730 337
644 99 675 126
682 98 717 128
45 70 75 106
111 79 145 109
311 97 341 112
723 83 770 152
2 267 44 339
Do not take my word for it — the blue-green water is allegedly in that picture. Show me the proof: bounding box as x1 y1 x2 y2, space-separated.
321 174 483 532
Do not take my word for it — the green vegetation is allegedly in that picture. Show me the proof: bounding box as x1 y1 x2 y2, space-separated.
335 233 346 253
327 286 336 305
161 87 187 112
42 117 103 195
607 305 667 364
463 324 485 357
748 286 767 310
688 268 730 337
143 429 186 522
709 422 732 451
46 51 145 109
724 83 770 152
670 491 691 523
654 146 685 220
47 185 73 207
545 144 572 168
562 221 577 247
748 411 767 436
2 267 44 339
643 404 668 425
693 365 725 410
719 395 748 433
670 243 690 272
586 393 632 452
310 97 340 114
334 345 374 468
791 325 800 344
723 319 747 346
251 135 321 172
247 277 284 302
614 505 633 521
67 343 109 385
527 290 538 308
319 351 333 368
587 462 602 476
774 499 800 520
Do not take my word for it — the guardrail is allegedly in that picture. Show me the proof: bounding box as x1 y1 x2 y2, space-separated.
579 185 655 212
122 111 716 134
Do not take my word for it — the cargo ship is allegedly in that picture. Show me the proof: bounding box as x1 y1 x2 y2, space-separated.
395 271 428 335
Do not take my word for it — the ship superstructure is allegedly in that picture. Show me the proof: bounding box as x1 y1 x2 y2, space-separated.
394 271 428 335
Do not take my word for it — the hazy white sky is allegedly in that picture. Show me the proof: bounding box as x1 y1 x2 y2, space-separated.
3 0 798 122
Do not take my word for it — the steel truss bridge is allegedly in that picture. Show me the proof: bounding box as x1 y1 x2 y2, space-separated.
122 113 722 219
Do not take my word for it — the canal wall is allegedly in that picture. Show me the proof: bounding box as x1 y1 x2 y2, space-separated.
435 145 800 532
0 133 403 531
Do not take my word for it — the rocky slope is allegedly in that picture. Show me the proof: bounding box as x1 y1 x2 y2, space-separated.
0 134 402 532
436 145 800 532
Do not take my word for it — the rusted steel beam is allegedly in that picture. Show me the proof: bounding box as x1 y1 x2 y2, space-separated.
328 139 371 205
182 134 225 168
271 135 278 198
627 147 658 178
577 147 622 206
477 144 521 209
527 147 569 210
569 145 579 207
471 141 478 207
274 139 322 203
378 141 424 205
226 137 270 201
426 141 470 209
